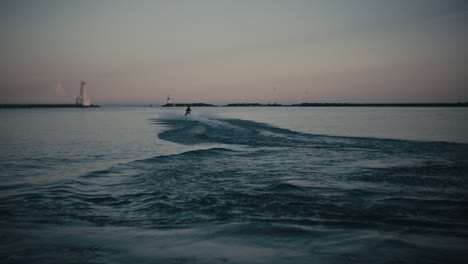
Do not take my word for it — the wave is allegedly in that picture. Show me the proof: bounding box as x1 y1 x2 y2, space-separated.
1 116 468 240
154 117 316 148
137 147 239 163
154 116 468 152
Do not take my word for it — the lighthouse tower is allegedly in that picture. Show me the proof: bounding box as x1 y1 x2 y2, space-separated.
76 81 91 106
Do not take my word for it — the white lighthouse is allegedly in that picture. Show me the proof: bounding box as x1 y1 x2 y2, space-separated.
76 81 91 106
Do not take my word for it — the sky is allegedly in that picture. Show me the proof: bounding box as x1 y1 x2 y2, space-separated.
0 0 467 104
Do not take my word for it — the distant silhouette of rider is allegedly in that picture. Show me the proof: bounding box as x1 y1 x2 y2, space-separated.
185 105 191 116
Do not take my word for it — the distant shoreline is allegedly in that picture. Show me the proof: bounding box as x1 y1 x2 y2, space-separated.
0 104 100 108
2 103 467 108
161 102 468 107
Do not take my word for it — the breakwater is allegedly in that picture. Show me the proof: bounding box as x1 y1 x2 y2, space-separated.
0 104 100 108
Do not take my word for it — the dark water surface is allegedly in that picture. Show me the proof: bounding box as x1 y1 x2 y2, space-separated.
1 107 467 263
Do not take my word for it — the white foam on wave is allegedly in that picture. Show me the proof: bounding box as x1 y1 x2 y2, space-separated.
186 113 244 131
259 130 291 139
157 111 245 135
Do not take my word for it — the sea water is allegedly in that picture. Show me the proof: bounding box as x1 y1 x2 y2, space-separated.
1 106 467 263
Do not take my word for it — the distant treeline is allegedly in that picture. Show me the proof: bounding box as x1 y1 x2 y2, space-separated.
290 103 468 107
161 102 468 107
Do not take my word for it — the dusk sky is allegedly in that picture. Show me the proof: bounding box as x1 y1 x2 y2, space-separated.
1 0 467 104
